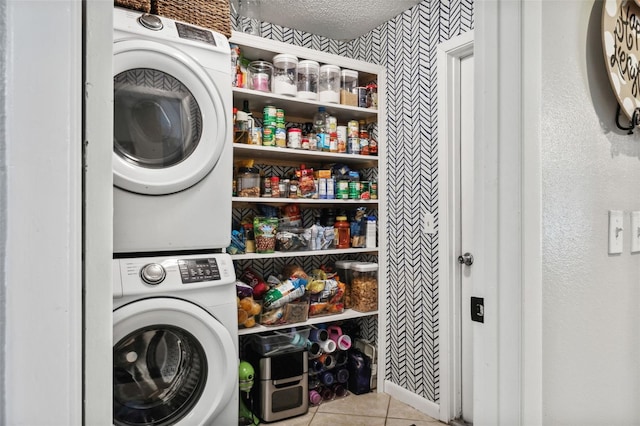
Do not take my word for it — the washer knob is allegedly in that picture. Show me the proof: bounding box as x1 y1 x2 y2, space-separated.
138 13 163 31
140 263 166 285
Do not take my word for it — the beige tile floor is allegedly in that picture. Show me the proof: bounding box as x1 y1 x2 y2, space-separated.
262 392 446 426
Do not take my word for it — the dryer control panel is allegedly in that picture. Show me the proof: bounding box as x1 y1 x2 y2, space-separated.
113 253 235 298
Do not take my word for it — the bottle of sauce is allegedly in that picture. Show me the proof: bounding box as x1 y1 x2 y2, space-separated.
334 216 350 249
359 120 370 155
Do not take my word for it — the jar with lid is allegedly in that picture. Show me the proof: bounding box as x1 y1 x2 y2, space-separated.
248 60 273 92
319 64 341 104
350 262 378 312
237 167 261 197
334 259 358 308
340 69 359 106
273 53 298 96
334 216 350 249
297 60 319 100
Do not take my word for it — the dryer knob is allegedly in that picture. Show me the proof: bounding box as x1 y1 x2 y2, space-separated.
138 14 163 31
140 263 166 285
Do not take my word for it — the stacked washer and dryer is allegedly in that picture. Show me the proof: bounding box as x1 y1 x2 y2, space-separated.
112 7 237 425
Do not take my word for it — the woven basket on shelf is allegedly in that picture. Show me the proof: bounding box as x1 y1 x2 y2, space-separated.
115 0 151 13
151 0 231 38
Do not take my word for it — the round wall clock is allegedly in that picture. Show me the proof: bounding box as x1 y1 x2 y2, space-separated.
602 0 640 120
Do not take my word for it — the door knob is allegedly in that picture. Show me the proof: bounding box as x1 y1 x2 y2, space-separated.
457 252 474 266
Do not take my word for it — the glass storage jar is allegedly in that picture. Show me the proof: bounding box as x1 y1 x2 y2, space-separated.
350 262 378 312
248 60 273 93
340 69 359 106
296 60 319 100
273 53 298 96
237 166 261 197
319 64 341 104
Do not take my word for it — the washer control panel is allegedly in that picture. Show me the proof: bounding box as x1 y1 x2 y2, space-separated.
113 253 235 298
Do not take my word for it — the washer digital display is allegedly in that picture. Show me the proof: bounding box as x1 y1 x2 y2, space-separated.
177 258 221 283
176 22 217 46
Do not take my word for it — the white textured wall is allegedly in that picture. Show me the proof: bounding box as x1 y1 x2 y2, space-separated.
541 1 640 423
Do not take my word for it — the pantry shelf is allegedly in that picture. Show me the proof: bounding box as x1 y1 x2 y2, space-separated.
232 87 378 122
230 247 378 260
238 309 378 336
232 196 378 208
233 143 379 167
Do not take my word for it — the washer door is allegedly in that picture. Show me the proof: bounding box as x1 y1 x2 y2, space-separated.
113 298 236 426
113 39 228 195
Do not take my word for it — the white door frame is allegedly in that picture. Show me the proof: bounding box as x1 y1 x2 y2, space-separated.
437 30 474 424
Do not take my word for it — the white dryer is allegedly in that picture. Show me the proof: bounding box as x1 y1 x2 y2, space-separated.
113 253 238 425
113 8 232 254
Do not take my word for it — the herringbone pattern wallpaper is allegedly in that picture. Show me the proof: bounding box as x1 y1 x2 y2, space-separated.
232 0 474 404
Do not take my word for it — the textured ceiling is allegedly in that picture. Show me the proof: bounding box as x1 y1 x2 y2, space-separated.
233 0 422 40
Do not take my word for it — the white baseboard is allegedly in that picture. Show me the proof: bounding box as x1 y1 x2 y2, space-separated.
383 380 440 420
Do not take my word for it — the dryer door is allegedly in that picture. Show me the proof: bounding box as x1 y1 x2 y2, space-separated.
113 298 237 426
113 39 229 195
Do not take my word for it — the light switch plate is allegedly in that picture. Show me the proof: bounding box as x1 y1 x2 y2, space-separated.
609 210 624 254
631 211 640 253
423 211 436 234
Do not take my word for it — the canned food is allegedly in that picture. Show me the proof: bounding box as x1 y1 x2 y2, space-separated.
250 127 262 145
360 181 371 200
336 180 349 199
370 180 378 199
287 128 302 149
348 181 361 199
347 120 359 138
263 126 275 146
276 108 285 123
275 127 287 147
348 137 360 155
263 105 277 126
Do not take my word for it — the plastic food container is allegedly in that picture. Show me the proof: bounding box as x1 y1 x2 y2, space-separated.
296 60 319 100
319 64 341 103
340 69 359 106
237 167 260 197
250 326 311 355
273 53 298 96
334 259 358 308
350 262 378 312
248 60 273 92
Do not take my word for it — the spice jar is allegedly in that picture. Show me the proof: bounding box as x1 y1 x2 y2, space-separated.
319 64 340 103
237 167 261 197
273 53 298 96
297 60 319 100
248 60 273 92
350 262 378 312
334 216 350 249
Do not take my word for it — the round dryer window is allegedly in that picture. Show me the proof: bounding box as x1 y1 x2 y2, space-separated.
113 39 229 195
114 69 202 170
113 298 237 425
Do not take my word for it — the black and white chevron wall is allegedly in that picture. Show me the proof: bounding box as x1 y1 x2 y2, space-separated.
232 0 474 404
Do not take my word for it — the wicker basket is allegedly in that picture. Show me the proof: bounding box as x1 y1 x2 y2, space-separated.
115 0 151 13
151 0 231 38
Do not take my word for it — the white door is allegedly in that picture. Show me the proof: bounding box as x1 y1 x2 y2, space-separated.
459 53 475 425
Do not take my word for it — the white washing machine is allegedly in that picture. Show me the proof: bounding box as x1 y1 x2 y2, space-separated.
113 7 233 254
113 253 238 425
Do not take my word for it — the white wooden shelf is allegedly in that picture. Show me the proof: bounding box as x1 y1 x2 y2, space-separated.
232 87 378 122
233 143 379 167
238 309 378 336
231 247 377 260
